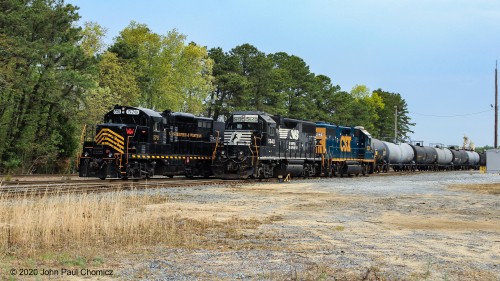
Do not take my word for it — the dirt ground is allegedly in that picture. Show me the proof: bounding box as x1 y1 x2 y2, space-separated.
112 171 500 280
3 172 499 280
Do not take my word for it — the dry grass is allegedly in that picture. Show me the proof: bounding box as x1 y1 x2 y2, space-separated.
448 182 500 194
0 190 263 263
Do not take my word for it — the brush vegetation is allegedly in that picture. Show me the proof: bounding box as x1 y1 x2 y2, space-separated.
0 190 261 263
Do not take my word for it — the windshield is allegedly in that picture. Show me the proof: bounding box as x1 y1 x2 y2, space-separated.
107 115 148 126
226 122 258 131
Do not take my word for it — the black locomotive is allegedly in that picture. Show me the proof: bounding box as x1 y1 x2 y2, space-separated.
78 106 223 179
212 111 319 179
212 111 375 179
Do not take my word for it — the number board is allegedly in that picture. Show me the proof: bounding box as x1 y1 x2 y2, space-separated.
113 109 140 115
125 109 140 115
233 115 258 123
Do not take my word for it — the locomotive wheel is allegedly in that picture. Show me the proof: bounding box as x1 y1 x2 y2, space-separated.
257 166 264 179
331 166 338 177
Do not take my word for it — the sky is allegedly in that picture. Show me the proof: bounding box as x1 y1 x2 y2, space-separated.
67 0 500 147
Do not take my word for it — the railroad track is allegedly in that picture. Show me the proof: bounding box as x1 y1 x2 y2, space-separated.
0 170 459 198
0 177 246 198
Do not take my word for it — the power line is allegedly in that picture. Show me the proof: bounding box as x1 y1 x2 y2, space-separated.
410 108 493 118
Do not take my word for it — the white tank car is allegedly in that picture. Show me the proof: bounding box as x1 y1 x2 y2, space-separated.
435 147 453 165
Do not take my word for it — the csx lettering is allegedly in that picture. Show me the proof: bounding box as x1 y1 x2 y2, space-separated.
340 136 352 152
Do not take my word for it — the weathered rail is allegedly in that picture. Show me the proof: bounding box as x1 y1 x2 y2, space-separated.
0 177 246 198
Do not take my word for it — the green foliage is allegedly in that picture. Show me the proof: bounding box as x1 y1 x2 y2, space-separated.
80 21 108 57
372 89 415 141
206 44 414 140
108 22 213 114
0 2 415 174
0 0 94 173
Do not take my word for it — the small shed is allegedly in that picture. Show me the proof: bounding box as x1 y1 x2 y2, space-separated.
486 149 500 173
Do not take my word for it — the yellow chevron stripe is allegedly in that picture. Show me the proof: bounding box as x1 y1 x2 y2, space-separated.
98 141 124 154
96 133 124 146
97 138 124 151
96 135 124 149
96 128 124 142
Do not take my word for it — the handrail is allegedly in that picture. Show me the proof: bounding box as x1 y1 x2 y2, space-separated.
212 130 221 163
75 124 88 169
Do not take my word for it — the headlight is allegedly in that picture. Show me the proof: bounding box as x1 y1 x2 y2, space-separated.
221 151 225 155
108 152 113 158
84 152 89 157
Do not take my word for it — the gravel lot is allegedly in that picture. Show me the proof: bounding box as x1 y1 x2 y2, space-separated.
118 171 500 280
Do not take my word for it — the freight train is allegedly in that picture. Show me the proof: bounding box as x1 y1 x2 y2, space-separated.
78 106 483 180
212 111 483 179
78 105 223 179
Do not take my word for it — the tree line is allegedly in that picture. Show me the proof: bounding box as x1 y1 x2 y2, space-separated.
0 0 414 174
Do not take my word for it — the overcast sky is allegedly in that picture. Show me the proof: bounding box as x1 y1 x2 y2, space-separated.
68 0 500 147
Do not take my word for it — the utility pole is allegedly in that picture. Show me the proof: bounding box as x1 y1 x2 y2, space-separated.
495 60 498 148
394 105 398 143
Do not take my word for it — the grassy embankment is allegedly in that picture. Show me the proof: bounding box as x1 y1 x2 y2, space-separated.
0 189 261 271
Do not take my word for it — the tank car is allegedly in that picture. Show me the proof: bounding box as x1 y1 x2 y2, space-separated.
410 142 438 171
433 145 453 170
371 139 414 172
479 151 487 167
371 138 389 172
465 150 480 168
449 148 469 169
78 105 223 179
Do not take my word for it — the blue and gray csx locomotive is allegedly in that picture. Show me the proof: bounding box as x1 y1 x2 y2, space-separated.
212 111 375 179
78 106 223 179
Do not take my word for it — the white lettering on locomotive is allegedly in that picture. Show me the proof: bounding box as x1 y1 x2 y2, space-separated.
125 109 140 115
279 128 300 140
